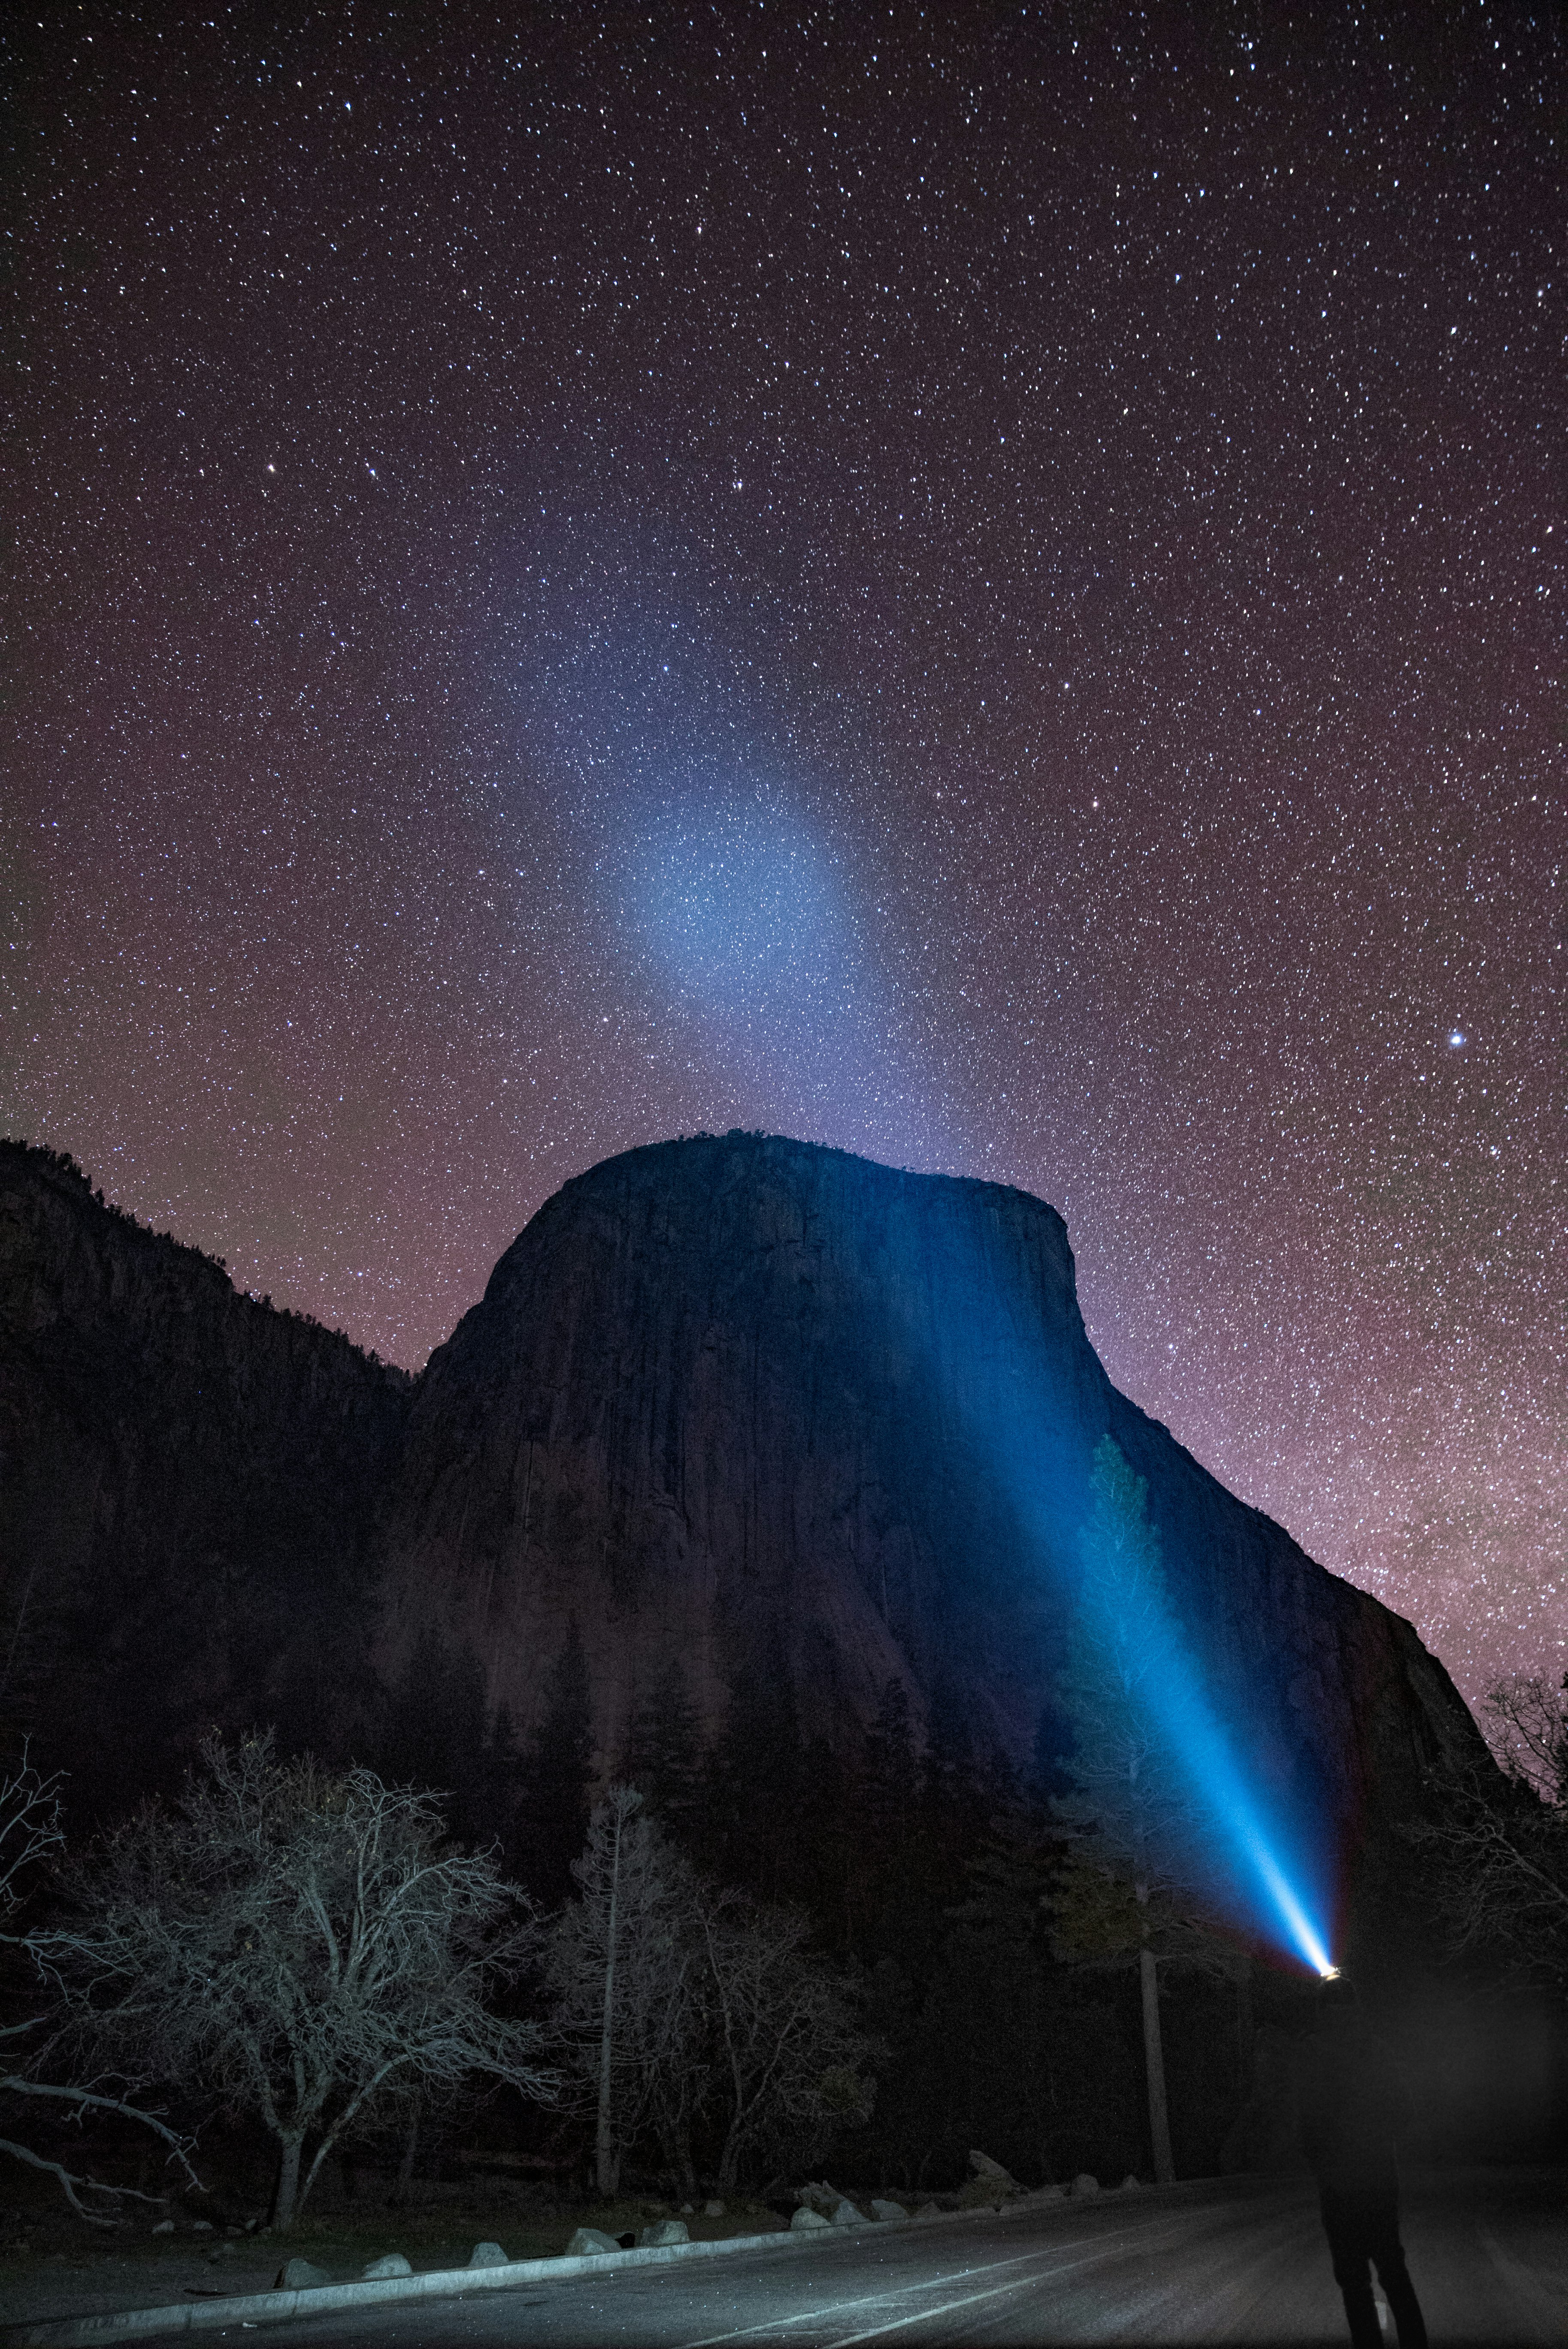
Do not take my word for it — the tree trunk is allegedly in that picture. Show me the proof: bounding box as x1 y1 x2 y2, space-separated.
1138 1942 1175 2185
272 2134 304 2233
662 2120 697 2203
1234 1966 1254 2100
390 2101 420 2206
595 1809 623 2199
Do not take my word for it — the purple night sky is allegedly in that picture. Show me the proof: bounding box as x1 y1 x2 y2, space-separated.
8 5 1562 1709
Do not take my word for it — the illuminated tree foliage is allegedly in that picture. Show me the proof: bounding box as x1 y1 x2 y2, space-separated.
36 1735 555 2230
544 1786 696 2197
545 1787 875 2196
0 1757 199 2222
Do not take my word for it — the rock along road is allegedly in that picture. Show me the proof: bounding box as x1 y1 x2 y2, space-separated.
179 2168 1561 2348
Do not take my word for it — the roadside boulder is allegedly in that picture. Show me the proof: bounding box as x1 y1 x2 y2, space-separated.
955 2150 1023 2210
869 2198 908 2221
790 2207 830 2231
362 2254 412 2279
1069 2174 1100 2198
830 2200 865 2226
275 2258 331 2290
468 2243 509 2268
639 2219 690 2246
968 2151 1020 2191
566 2227 621 2255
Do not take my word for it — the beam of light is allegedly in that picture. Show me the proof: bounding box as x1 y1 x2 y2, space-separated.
1067 1570 1339 1974
1142 1663 1338 1974
875 1215 1340 1976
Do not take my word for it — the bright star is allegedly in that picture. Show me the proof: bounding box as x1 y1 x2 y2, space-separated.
1448 1030 1466 1047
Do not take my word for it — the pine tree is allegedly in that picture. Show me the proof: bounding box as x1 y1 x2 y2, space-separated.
848 1678 922 1959
914 1673 988 1931
701 1648 805 1903
377 1632 520 1849
1031 1701 1077 1801
621 1659 705 1843
514 1622 595 1905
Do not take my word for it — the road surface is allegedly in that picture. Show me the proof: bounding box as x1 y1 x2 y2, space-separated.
160 2168 1565 2345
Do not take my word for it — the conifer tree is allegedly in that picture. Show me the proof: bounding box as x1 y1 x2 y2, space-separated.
378 1632 520 1849
515 1622 595 1905
702 1649 805 1902
850 1679 929 1963
621 1660 705 1843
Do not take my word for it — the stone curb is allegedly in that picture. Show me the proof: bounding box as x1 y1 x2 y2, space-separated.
0 2213 934 2349
0 2189 1078 2349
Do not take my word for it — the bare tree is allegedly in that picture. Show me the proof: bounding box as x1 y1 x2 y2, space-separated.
544 1787 701 2197
1055 1436 1210 2185
0 1757 199 2223
545 1791 875 2197
34 1734 556 2229
1400 1670 1568 1993
694 1886 875 2194
1408 1768 1568 1992
1482 1673 1568 1805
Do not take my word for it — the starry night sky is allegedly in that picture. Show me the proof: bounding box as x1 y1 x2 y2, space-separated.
7 6 1562 1708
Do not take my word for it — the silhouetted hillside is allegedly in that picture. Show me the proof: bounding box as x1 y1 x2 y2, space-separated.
0 1141 411 1819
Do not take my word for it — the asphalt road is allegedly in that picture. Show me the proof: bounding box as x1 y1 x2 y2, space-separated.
170 2169 1565 2347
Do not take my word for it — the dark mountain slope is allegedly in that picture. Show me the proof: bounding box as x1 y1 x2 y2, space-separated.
0 1142 411 1818
377 1133 1483 1897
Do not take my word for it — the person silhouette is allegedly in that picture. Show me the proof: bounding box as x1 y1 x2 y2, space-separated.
1299 1973 1428 2349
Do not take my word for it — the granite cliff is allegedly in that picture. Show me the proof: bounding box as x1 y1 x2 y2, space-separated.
2 1132 1485 1884
377 1133 1483 1885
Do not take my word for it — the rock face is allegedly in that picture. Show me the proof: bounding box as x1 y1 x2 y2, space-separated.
378 1133 1481 1855
1 1131 1486 1880
0 1142 410 1816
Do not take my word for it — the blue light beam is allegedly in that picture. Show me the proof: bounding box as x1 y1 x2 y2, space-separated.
1131 1640 1337 1974
881 1216 1339 1975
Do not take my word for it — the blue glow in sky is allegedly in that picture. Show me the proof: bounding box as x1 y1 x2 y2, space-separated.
630 799 853 1036
504 591 956 1167
616 791 945 1169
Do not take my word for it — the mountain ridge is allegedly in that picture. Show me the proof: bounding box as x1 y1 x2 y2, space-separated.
0 1132 1485 1901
